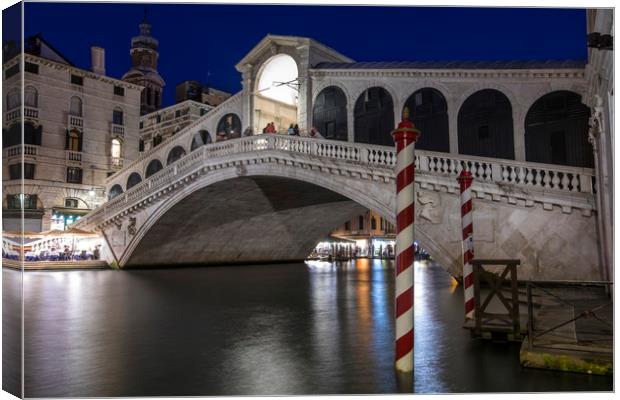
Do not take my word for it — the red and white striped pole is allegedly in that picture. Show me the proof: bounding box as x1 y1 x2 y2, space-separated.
457 170 475 320
392 110 420 374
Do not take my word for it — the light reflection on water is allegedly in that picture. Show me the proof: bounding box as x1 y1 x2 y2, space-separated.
2 260 611 397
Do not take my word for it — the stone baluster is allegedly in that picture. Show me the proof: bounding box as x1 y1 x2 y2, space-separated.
502 165 509 182
561 173 570 191
551 171 561 189
570 173 580 192
525 168 533 186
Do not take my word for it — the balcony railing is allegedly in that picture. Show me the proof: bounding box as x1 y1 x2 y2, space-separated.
68 114 83 128
5 108 20 124
66 150 82 162
111 124 125 137
5 144 38 158
24 106 39 119
112 157 123 169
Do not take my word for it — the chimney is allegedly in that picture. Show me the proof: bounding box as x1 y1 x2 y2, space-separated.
91 46 105 76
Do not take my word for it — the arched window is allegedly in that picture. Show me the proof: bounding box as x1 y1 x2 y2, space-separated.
358 215 364 230
69 96 82 117
111 138 122 158
126 172 142 190
145 159 163 178
458 89 514 159
108 184 123 200
217 113 242 140
166 146 186 165
152 134 163 147
525 91 592 168
24 86 38 108
354 87 395 146
66 129 82 151
403 88 449 152
6 87 20 110
113 107 124 125
313 86 348 141
191 130 211 151
371 217 377 230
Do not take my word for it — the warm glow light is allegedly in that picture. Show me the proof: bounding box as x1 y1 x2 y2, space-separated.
257 54 298 105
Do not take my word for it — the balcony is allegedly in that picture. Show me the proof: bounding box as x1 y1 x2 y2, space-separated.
66 150 82 162
111 123 125 137
24 106 39 119
5 108 20 124
5 144 38 158
112 157 123 169
68 114 83 129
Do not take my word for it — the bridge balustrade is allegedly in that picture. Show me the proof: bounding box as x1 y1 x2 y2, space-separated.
80 132 596 230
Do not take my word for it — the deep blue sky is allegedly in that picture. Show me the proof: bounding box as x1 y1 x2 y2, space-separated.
18 3 587 107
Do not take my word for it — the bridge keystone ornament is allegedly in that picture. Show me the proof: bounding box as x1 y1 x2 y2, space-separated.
391 109 420 375
457 170 475 320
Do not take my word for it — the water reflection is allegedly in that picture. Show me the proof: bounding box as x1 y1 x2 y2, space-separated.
3 260 611 397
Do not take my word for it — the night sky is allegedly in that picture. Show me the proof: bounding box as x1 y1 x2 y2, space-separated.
14 3 587 107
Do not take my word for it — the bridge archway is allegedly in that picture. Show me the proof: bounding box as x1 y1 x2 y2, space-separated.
525 91 592 168
126 172 142 190
458 89 514 160
167 146 187 165
108 184 123 200
403 88 449 152
312 86 347 141
145 159 163 178
115 161 459 277
190 130 212 151
254 54 299 134
216 113 242 141
354 87 395 146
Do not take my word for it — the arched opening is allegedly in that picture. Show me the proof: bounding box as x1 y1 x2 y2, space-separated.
167 146 187 165
354 87 395 146
525 91 592 168
216 114 241 141
108 184 123 200
66 128 82 152
145 159 163 178
152 134 163 148
126 172 142 190
69 96 83 116
312 86 347 141
6 87 20 110
111 138 122 158
191 130 211 151
403 88 449 152
113 107 124 125
254 54 298 134
458 89 514 159
24 86 38 108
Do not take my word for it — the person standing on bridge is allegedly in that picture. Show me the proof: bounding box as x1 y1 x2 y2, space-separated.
293 124 300 136
287 124 295 135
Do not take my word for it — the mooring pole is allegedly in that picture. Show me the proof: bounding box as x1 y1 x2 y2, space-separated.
457 169 475 320
392 109 420 374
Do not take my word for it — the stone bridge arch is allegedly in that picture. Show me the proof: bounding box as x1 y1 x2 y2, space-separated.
104 159 460 275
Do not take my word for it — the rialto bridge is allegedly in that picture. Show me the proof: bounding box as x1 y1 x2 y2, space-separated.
76 35 607 281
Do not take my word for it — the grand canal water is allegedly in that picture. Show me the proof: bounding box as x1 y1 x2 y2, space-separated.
3 260 612 396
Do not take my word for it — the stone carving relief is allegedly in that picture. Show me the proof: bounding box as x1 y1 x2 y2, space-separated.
416 190 443 224
128 217 137 236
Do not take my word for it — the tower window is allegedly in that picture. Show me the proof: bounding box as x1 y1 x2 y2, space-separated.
358 215 364 230
5 64 19 79
71 74 84 86
114 86 125 96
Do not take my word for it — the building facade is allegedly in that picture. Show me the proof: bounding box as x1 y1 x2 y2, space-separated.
331 210 396 257
175 80 231 107
139 100 213 153
2 36 142 231
122 14 164 115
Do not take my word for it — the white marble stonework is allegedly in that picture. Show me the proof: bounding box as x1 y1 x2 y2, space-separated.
73 34 608 281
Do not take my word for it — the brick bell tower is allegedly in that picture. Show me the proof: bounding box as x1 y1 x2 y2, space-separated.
122 9 165 115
